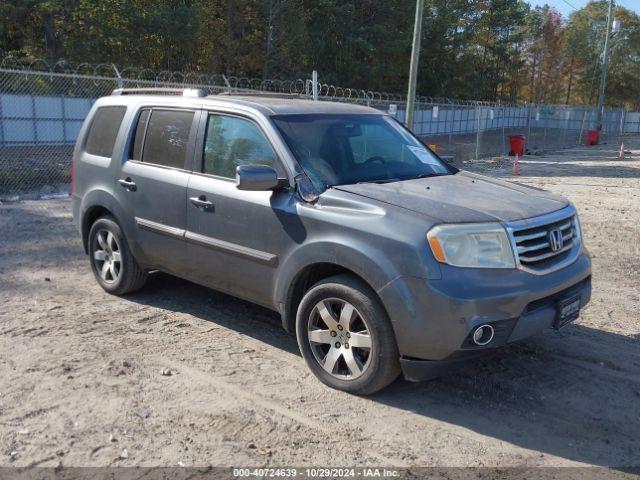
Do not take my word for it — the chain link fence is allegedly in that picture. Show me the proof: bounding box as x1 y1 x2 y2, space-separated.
0 58 634 199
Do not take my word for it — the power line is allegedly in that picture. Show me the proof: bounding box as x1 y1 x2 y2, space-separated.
559 0 579 11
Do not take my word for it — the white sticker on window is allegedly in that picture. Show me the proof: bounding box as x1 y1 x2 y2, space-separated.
408 146 441 165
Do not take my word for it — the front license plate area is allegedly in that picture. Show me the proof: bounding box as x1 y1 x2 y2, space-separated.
555 295 581 329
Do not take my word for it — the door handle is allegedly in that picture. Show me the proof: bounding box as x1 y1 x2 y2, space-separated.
118 178 137 191
190 195 214 211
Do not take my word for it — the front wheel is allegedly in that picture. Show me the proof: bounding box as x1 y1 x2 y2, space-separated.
296 274 400 395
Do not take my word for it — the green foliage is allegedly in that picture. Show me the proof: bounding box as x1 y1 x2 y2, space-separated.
1 0 638 107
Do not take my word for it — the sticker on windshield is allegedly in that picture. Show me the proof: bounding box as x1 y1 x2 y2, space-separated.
408 146 441 166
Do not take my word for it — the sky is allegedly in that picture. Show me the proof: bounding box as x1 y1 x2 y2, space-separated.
527 0 639 17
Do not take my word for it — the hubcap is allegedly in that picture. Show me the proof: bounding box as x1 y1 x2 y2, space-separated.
307 298 373 380
92 229 122 284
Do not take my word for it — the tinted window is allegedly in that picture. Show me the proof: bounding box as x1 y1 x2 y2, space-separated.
203 115 279 178
141 110 194 169
85 106 126 157
130 109 150 161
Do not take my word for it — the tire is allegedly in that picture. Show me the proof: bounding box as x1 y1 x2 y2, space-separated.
296 274 400 395
88 215 147 295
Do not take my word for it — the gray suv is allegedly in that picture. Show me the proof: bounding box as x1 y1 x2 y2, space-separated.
72 89 591 394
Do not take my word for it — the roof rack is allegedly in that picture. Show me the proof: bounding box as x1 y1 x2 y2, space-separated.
111 88 206 98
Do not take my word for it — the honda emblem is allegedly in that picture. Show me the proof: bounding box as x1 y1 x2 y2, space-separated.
548 228 564 252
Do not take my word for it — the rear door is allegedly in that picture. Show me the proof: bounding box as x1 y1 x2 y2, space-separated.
117 107 200 274
184 111 299 307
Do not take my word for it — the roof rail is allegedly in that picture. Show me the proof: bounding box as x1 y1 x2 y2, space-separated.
111 88 206 98
217 91 302 99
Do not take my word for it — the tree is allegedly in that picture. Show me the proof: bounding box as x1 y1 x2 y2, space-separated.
1 0 639 107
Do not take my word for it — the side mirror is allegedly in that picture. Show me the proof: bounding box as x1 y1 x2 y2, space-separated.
235 164 279 191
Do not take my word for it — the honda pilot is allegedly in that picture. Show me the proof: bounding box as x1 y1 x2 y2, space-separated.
71 89 591 394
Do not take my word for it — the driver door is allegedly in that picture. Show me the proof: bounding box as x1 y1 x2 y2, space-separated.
184 112 299 307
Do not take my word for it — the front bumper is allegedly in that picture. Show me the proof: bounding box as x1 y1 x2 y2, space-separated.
378 251 592 373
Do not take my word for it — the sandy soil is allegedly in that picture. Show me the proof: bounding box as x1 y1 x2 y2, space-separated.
0 138 639 472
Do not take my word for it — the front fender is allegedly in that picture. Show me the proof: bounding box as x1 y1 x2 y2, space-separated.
274 239 402 310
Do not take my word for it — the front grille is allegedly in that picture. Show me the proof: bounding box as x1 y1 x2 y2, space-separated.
506 207 581 274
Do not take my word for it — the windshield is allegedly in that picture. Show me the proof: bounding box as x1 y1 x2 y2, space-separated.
272 114 453 189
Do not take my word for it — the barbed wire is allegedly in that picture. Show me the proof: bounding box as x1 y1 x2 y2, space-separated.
0 55 516 107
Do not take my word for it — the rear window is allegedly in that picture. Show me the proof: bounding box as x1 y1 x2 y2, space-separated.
140 109 194 169
84 106 127 157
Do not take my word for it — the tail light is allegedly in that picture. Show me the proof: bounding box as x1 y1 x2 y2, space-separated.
70 158 75 194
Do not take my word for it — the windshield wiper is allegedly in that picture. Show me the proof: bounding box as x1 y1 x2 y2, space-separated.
413 172 446 179
336 175 434 187
356 178 402 185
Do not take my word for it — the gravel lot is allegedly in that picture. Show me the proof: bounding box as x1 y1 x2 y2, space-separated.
0 138 639 472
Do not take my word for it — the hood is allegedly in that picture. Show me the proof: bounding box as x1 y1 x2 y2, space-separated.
333 171 568 223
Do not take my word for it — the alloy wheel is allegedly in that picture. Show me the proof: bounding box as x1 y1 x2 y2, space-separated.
307 298 373 380
92 229 122 284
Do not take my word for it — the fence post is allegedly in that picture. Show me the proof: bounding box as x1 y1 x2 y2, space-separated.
578 110 587 146
561 109 568 148
448 114 453 157
501 107 506 156
30 95 38 144
312 70 318 101
222 75 231 93
475 106 481 161
526 105 532 146
0 91 4 147
111 64 123 89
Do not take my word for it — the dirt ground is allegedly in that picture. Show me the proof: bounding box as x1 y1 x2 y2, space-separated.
0 137 639 473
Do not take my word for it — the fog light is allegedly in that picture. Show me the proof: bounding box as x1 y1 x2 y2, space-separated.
472 324 494 346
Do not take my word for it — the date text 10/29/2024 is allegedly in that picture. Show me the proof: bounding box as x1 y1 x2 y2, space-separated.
233 468 401 478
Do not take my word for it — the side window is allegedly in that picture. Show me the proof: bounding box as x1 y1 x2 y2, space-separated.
84 106 127 157
130 109 150 161
203 114 279 178
140 109 194 169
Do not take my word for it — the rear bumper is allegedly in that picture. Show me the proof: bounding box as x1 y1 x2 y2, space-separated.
378 250 592 365
71 193 82 232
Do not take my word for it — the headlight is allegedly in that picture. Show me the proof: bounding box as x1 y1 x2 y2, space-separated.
573 210 583 246
427 223 515 269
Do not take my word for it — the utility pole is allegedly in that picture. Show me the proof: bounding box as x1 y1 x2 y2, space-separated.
596 0 614 129
264 0 280 79
406 0 424 131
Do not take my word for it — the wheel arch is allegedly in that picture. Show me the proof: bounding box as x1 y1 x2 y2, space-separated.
79 189 126 254
82 205 114 253
277 241 400 334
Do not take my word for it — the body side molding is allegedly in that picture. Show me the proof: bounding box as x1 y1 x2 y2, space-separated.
135 216 278 266
184 231 278 266
134 217 185 239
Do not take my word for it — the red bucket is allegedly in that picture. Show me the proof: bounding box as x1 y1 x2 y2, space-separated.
508 135 526 156
587 130 599 146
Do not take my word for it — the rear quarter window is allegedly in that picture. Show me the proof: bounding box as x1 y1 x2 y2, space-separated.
84 106 127 157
